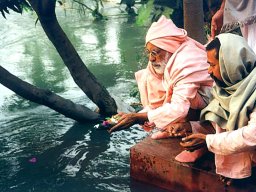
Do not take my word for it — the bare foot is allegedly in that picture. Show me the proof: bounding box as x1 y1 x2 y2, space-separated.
219 175 233 186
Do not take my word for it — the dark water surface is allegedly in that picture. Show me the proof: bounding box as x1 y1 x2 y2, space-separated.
0 3 169 192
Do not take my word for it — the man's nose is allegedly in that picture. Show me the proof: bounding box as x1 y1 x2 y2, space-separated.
208 67 212 74
149 54 156 62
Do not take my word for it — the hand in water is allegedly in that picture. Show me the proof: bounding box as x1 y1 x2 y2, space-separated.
108 112 137 133
108 112 148 133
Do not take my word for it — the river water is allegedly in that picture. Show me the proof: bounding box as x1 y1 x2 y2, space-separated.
0 3 169 192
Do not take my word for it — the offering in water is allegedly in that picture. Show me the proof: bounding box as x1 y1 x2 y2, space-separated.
94 115 120 130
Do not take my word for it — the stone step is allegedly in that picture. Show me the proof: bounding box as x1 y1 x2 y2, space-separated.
130 136 256 192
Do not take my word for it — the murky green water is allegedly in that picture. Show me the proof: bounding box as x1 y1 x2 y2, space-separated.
0 4 168 192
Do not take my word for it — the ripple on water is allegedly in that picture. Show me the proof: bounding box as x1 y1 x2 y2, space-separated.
0 6 157 191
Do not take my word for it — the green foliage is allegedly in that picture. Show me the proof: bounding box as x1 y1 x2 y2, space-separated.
136 0 173 26
136 0 154 26
161 7 173 19
129 84 143 112
0 0 31 18
204 22 211 37
129 83 140 100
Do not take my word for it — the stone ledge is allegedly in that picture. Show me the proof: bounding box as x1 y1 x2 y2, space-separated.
130 136 256 192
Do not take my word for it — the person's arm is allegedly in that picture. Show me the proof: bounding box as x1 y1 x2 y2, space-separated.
211 0 225 38
147 82 200 129
109 82 201 133
206 111 256 155
181 111 256 155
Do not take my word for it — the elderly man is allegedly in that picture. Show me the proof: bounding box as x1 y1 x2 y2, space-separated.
108 16 213 138
180 33 256 185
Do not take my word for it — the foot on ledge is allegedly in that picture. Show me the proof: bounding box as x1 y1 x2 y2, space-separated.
175 148 207 163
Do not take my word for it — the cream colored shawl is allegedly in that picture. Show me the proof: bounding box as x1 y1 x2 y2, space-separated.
201 33 256 131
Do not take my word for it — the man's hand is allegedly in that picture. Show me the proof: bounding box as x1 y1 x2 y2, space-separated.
166 122 192 137
180 133 207 152
211 10 224 38
210 0 225 38
108 112 147 133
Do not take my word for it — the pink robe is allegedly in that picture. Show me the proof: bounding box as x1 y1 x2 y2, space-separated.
135 40 213 129
206 110 256 179
191 109 256 179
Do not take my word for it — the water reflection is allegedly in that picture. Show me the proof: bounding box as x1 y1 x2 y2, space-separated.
0 5 168 192
24 41 66 92
104 20 121 65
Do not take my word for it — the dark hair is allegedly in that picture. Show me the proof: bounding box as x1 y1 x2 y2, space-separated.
206 37 221 59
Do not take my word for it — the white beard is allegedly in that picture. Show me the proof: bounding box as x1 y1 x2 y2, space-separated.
151 52 171 75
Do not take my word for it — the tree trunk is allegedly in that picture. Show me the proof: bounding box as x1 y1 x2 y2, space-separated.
0 66 100 121
183 0 206 44
27 0 117 116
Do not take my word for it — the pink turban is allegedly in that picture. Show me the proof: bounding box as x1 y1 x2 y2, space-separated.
145 15 187 53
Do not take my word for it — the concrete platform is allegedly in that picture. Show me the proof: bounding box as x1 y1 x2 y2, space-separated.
130 136 256 192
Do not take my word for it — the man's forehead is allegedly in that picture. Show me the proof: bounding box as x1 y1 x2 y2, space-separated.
207 49 217 58
146 42 156 48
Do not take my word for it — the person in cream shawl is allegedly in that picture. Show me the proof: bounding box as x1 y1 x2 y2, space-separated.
180 33 256 184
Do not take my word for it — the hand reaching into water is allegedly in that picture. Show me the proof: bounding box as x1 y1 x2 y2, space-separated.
108 112 136 133
108 112 148 133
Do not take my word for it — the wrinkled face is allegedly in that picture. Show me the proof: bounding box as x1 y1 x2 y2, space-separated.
207 48 223 83
145 42 172 75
